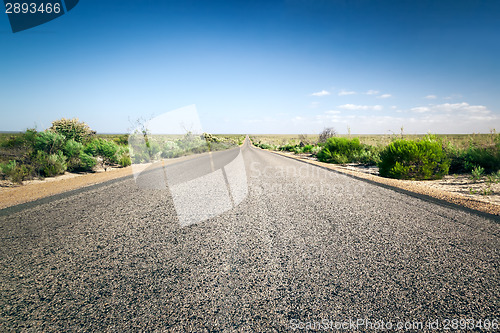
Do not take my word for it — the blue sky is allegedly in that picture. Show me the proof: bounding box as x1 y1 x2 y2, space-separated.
1 0 499 134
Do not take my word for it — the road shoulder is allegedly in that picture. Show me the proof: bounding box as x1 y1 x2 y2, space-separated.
264 148 500 218
0 152 218 210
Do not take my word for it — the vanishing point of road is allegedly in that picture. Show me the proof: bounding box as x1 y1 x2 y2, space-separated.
1 140 498 331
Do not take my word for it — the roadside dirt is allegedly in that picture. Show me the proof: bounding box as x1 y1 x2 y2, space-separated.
272 150 500 216
0 153 213 210
0 167 133 210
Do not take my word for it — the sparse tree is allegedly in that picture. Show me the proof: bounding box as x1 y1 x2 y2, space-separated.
319 127 337 144
298 134 310 145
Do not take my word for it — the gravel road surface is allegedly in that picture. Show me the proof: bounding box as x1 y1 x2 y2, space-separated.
1 140 499 331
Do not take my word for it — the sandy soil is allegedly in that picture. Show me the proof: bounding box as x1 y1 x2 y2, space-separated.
0 153 213 210
0 166 134 210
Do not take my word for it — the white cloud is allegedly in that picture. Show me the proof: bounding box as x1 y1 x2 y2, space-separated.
411 106 431 113
325 110 341 114
425 94 437 99
338 89 356 96
411 102 491 116
310 90 330 97
338 104 383 111
366 90 379 95
377 94 392 99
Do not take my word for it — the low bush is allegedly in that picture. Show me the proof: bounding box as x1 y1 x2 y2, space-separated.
462 146 500 173
0 129 37 149
302 144 314 153
317 137 364 164
33 151 67 177
256 143 275 150
355 147 381 166
445 140 500 174
443 143 467 174
379 135 449 180
279 144 297 152
49 118 95 143
34 131 66 154
471 165 485 181
0 160 17 179
85 138 119 164
112 134 129 146
66 151 97 172
63 139 84 158
10 164 32 184
118 151 132 167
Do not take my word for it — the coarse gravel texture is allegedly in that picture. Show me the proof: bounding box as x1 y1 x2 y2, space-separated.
0 141 499 331
0 153 215 210
274 150 500 216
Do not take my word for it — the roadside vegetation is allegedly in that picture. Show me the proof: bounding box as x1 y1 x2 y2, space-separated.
251 129 500 182
128 132 243 163
0 118 131 184
0 118 243 185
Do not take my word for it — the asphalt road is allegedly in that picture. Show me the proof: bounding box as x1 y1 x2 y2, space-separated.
0 140 499 331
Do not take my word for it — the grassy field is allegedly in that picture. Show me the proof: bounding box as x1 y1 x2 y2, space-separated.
249 133 499 149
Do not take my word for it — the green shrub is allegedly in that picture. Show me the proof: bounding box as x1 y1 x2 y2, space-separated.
302 145 314 153
310 145 322 155
10 165 31 184
471 165 485 181
67 151 97 172
354 147 381 166
84 138 131 168
118 152 132 167
49 118 95 143
208 141 235 152
78 152 98 170
445 139 500 174
33 151 67 177
0 134 24 148
0 129 38 149
85 138 120 164
0 160 17 179
63 139 84 158
317 137 364 164
463 146 500 173
279 144 297 152
146 141 162 158
258 143 274 150
443 143 467 174
112 134 129 146
35 131 66 154
379 136 449 180
116 146 131 167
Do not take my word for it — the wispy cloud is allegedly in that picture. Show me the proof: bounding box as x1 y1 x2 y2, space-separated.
410 102 493 119
365 90 379 95
310 90 330 97
338 104 383 111
424 94 437 99
377 94 392 99
309 101 321 108
325 110 341 114
444 94 463 100
338 89 356 96
411 106 431 113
